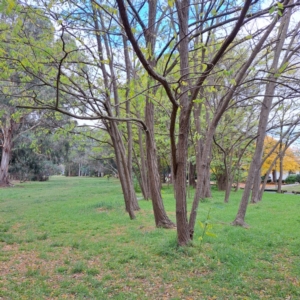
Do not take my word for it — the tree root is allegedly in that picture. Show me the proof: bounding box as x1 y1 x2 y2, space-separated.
157 220 176 229
231 219 250 228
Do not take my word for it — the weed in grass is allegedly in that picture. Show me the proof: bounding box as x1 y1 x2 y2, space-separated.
71 241 80 249
105 260 119 270
70 283 90 297
50 241 64 247
85 276 103 288
86 268 99 276
71 261 86 274
56 266 68 274
60 280 73 289
118 253 138 264
92 201 117 210
36 233 48 240
102 274 113 281
0 233 18 244
0 224 10 232
26 268 40 277
134 272 148 279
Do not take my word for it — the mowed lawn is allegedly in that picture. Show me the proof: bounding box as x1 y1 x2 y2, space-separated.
0 176 299 299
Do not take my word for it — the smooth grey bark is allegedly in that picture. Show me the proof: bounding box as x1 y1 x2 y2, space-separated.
232 7 292 226
0 119 15 186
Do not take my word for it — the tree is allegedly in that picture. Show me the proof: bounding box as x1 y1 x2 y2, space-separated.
0 4 56 185
262 136 300 179
233 2 300 226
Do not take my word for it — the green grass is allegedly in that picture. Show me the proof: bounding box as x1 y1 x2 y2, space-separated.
0 176 299 299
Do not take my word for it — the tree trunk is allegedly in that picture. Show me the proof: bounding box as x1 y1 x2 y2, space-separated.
277 141 284 193
224 176 234 203
138 126 150 199
272 169 277 183
109 122 137 218
92 7 139 215
189 162 196 188
232 8 291 226
0 118 17 186
145 98 175 228
216 172 228 191
250 167 261 203
142 0 175 228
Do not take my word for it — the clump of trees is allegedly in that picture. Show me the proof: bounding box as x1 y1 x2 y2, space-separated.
1 0 300 245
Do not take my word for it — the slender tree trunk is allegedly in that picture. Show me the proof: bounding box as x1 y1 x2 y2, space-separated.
232 8 291 226
0 118 17 186
145 98 175 228
203 167 212 198
224 176 234 203
277 154 284 193
258 156 278 201
109 122 137 218
0 137 12 185
193 103 208 197
142 0 175 228
138 125 150 199
92 6 139 214
189 162 196 188
250 167 261 203
172 0 192 245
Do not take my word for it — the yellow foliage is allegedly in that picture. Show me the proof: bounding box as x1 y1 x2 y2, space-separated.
261 136 300 174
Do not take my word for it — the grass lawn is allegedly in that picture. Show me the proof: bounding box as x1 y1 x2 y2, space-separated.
0 176 299 299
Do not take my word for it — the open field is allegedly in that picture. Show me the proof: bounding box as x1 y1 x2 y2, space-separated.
0 176 299 299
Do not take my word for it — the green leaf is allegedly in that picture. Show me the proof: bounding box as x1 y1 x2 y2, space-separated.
277 2 284 9
269 6 275 14
198 221 204 229
193 98 205 104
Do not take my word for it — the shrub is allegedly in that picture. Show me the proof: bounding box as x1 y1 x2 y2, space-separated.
285 175 297 184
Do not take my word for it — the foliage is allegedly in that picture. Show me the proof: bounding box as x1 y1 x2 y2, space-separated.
261 136 300 175
198 207 217 247
284 174 300 184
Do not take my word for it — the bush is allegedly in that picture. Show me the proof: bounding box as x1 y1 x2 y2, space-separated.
285 175 297 184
